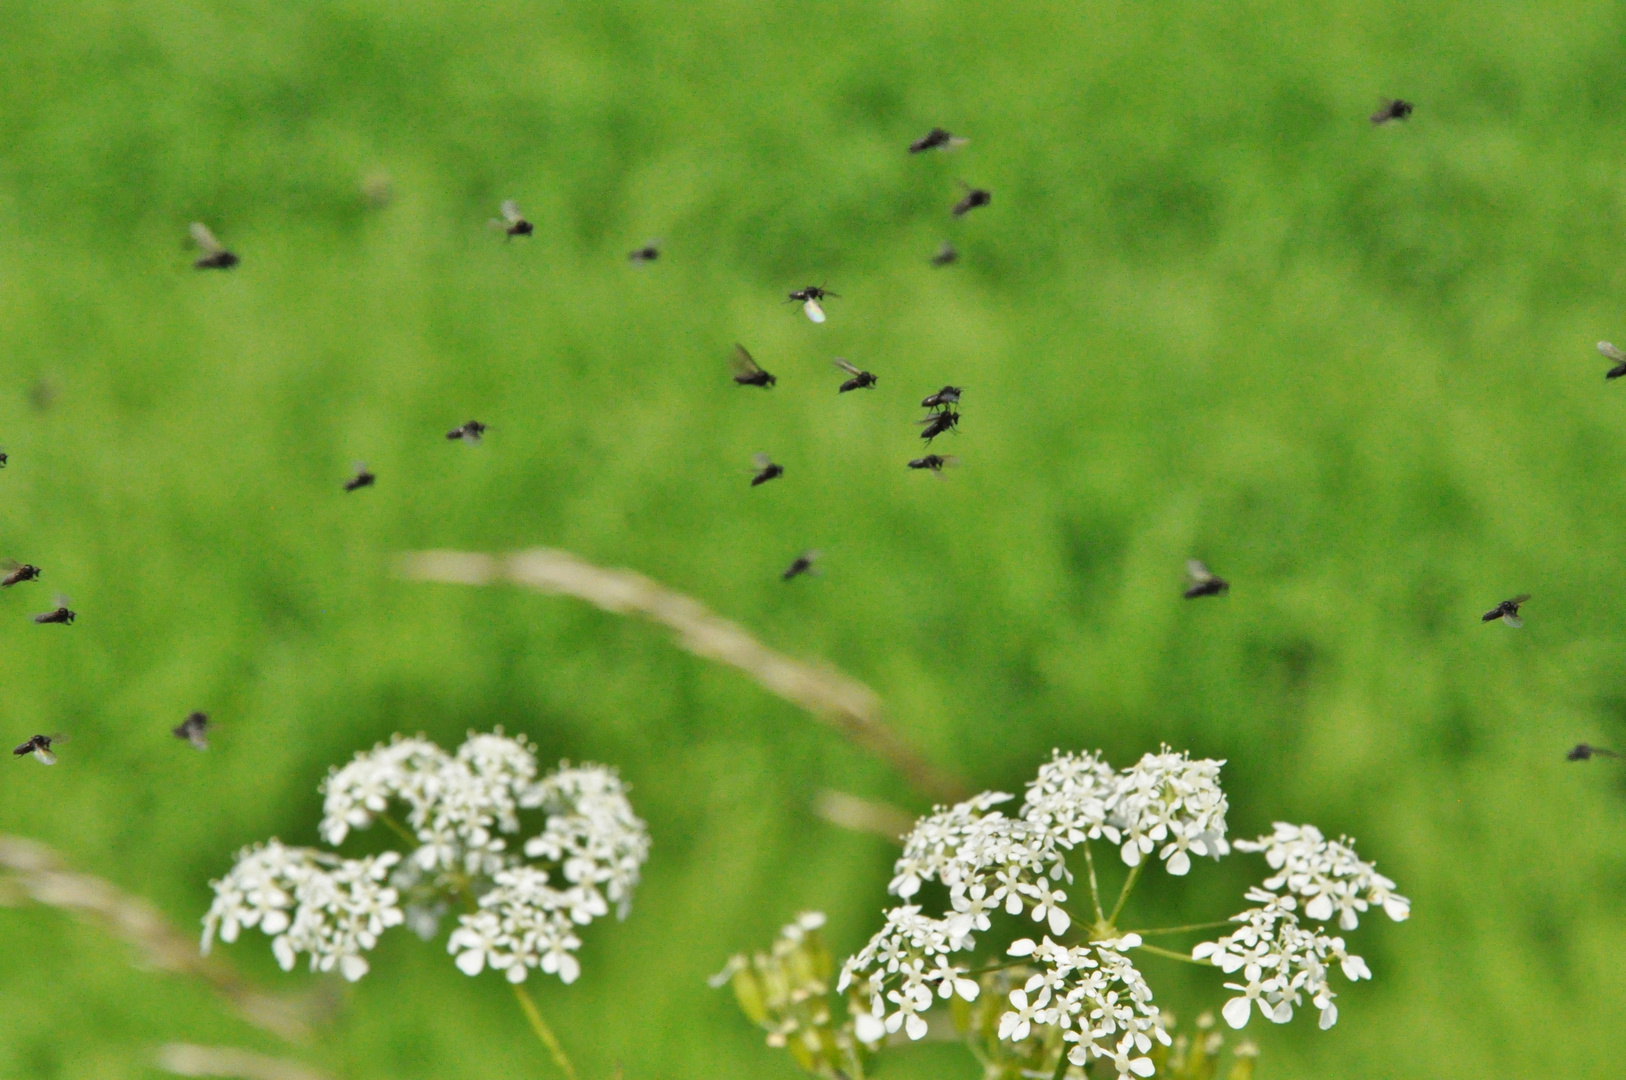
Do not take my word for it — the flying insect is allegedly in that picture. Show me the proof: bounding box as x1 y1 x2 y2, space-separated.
921 385 962 410
917 409 961 443
447 421 486 444
952 183 991 217
344 463 376 492
34 595 74 624
1184 560 1229 599
909 128 969 153
782 551 820 581
833 358 877 392
907 454 959 475
750 453 784 487
190 223 239 270
731 345 776 388
490 200 533 238
173 711 210 751
1598 341 1626 379
1 561 40 587
1482 595 1530 627
12 733 66 765
931 242 958 267
788 286 838 324
1370 99 1413 124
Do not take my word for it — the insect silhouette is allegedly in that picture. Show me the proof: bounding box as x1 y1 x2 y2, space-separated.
909 127 969 154
13 733 66 765
1597 342 1626 379
832 359 877 392
0 449 8 467
1 561 41 587
921 385 963 410
751 453 784 487
34 595 74 624
908 453 960 475
447 421 487 444
628 242 660 264
190 223 239 270
952 182 991 217
917 409 961 443
173 711 210 751
1568 743 1620 761
490 200 533 239
731 345 776 388
788 286 838 324
782 550 820 581
931 242 958 267
1482 594 1530 627
344 463 376 492
1370 99 1413 125
1184 560 1230 599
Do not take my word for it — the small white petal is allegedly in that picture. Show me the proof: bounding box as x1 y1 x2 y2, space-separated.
455 950 486 976
1166 851 1191 876
1007 938 1037 957
1222 996 1252 1029
853 1013 885 1044
339 955 369 982
1130 1057 1156 1077
905 1013 927 1041
1319 1003 1338 1029
1047 906 1071 935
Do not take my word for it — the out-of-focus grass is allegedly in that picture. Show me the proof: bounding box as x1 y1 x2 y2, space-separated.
0 1 1623 1077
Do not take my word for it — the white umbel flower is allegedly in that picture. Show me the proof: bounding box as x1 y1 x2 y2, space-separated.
203 730 649 988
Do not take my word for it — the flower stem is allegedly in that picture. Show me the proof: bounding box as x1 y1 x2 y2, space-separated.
511 982 578 1080
1126 920 1235 938
1107 862 1142 926
375 812 418 848
1132 942 1212 966
1081 841 1105 925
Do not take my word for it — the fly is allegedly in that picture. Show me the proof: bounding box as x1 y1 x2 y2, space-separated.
490 200 533 239
917 409 961 443
1568 743 1620 761
788 286 838 324
34 594 74 624
952 182 991 217
1482 594 1530 627
190 223 239 270
173 711 210 751
731 344 776 388
1598 341 1626 379
921 385 963 410
628 241 661 264
909 128 969 154
1 561 41 587
907 454 959 475
344 463 376 492
1184 560 1229 599
1370 99 1413 125
13 733 66 765
931 242 958 266
751 453 784 487
447 421 487 444
782 550 820 581
832 358 877 392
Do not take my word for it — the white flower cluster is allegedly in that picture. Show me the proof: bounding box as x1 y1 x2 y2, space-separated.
1194 823 1409 1030
1002 935 1170 1079
201 840 403 981
839 748 1223 1072
202 730 649 987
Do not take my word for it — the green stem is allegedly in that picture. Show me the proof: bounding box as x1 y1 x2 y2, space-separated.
375 811 419 848
511 981 579 1080
1049 1040 1073 1080
963 957 1032 977
1107 862 1143 926
1132 942 1212 966
1126 920 1235 938
1081 841 1105 925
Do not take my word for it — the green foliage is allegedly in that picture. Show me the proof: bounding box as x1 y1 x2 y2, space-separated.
0 1 1623 1078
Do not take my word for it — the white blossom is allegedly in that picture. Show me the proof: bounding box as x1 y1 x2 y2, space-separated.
204 730 649 989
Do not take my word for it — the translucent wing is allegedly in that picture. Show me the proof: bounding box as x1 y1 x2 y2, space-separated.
1501 613 1524 628
1510 594 1531 605
752 452 773 470
932 455 961 479
0 559 18 571
832 358 862 376
1599 342 1626 363
1186 559 1213 584
731 345 763 378
189 222 223 255
500 200 523 223
803 298 826 324
33 745 56 765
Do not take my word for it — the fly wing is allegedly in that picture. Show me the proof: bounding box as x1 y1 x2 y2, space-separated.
803 298 826 323
33 746 56 765
189 222 222 255
731 344 763 378
752 452 773 470
1501 612 1524 628
1600 342 1626 363
832 358 862 376
1510 594 1531 605
1186 559 1213 585
500 200 523 224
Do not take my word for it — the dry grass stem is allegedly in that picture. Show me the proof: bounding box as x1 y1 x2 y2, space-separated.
156 1044 330 1080
399 548 969 801
0 836 319 1042
813 789 917 843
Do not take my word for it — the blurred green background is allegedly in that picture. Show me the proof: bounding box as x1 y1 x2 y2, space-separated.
1 0 1623 1077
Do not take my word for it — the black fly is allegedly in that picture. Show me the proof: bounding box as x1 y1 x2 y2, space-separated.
190 223 239 270
13 733 65 765
344 463 376 492
490 200 533 239
628 242 660 264
917 409 961 443
832 359 877 392
921 385 963 410
908 454 959 475
34 595 74 624
1184 560 1229 599
931 242 958 267
731 345 776 388
909 128 968 154
788 286 838 324
750 453 784 487
782 551 820 580
952 182 991 217
2 561 41 587
447 421 487 444
1598 342 1626 379
1568 743 1621 761
1482 594 1530 627
1370 99 1413 125
174 711 210 751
